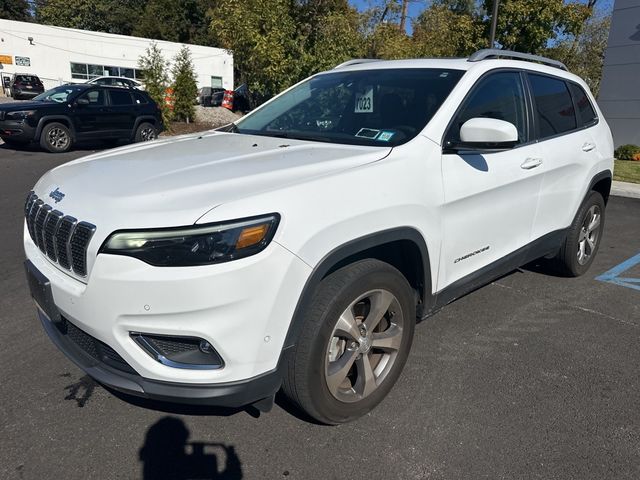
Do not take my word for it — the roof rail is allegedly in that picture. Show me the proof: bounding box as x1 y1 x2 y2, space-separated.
333 59 381 69
467 49 568 71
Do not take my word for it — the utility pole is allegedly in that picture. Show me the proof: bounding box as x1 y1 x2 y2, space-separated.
400 0 409 32
489 0 500 48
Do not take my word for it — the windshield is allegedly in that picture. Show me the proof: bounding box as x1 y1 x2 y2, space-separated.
33 85 86 103
16 75 40 83
236 68 464 146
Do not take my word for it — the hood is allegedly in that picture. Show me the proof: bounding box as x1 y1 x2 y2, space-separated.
33 131 391 233
0 101 54 112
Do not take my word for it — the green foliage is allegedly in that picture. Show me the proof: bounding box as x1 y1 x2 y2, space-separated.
171 46 198 123
133 0 214 45
137 42 172 126
1 0 32 21
210 0 299 98
413 5 484 57
482 0 588 53
614 145 640 161
35 0 144 35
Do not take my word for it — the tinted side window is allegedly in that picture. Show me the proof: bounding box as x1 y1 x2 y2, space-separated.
78 89 105 106
446 71 527 146
568 83 597 127
133 91 148 104
109 89 133 106
528 74 576 139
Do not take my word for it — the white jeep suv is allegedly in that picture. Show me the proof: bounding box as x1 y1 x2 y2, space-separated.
24 50 613 424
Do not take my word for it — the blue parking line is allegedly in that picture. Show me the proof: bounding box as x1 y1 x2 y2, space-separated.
596 252 640 291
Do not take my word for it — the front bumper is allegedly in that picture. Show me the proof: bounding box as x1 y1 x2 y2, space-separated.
0 119 36 142
24 228 311 403
36 306 282 406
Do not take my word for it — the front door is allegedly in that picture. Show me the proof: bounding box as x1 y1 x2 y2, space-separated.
72 88 108 138
438 70 544 289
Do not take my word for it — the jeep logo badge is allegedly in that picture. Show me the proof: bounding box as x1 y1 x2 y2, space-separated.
49 187 65 203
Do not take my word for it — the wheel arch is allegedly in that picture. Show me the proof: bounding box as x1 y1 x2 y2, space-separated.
36 116 77 142
132 116 161 137
588 170 612 205
281 227 432 353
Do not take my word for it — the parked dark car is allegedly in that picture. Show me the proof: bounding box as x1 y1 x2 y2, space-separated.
9 74 45 100
0 84 162 153
196 86 225 107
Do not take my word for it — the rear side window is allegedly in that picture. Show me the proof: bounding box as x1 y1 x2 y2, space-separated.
109 89 133 106
133 91 148 104
528 74 576 139
446 71 527 146
568 83 597 127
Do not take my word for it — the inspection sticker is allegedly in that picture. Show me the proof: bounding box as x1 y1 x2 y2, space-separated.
355 128 380 139
377 131 395 142
355 87 374 113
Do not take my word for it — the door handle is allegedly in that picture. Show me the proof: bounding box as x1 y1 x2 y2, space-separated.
521 158 543 170
582 142 596 152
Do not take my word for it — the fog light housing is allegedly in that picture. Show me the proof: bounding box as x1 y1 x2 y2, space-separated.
131 333 224 370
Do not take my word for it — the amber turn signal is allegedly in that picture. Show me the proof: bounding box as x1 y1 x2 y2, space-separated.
236 224 269 249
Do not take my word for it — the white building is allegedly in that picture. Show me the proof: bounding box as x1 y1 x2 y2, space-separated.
0 19 233 91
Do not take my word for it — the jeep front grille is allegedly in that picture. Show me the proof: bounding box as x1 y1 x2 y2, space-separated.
24 192 96 277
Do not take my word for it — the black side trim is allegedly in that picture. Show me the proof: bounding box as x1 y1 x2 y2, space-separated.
426 228 567 316
281 227 431 351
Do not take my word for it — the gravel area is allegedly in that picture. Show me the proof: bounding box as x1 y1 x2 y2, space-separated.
0 95 25 104
195 105 242 127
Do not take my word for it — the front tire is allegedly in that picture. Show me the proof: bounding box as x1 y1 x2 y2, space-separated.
553 191 605 276
39 122 72 153
282 259 416 424
134 122 158 143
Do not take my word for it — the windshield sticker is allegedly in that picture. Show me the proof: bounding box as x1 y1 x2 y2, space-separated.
377 131 395 142
355 128 380 139
355 87 374 113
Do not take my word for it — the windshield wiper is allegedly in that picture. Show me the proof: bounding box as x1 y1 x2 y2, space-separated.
254 131 333 143
215 122 239 133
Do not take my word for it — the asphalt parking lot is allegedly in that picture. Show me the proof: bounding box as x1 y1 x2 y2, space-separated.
1 144 639 480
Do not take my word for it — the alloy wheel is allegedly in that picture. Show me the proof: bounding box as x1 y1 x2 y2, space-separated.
577 205 601 265
47 128 69 150
140 127 157 141
324 289 404 403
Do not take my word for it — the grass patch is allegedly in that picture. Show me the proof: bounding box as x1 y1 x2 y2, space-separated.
614 159 640 184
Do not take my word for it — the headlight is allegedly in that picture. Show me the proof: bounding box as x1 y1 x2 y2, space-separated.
6 110 36 120
100 214 279 266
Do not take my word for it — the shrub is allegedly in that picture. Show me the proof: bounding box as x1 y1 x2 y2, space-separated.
633 153 640 162
614 144 640 160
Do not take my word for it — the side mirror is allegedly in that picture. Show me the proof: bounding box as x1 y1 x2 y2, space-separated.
446 118 518 153
75 98 90 106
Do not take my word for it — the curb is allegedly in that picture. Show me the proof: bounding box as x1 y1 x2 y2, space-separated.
611 180 640 199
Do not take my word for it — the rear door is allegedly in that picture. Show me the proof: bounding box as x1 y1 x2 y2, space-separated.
526 73 599 239
439 70 544 289
105 89 136 137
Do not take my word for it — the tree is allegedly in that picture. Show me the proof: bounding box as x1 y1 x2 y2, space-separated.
171 46 198 123
133 0 213 44
35 0 145 35
1 0 32 21
138 42 171 125
481 0 588 53
209 0 299 98
412 5 483 57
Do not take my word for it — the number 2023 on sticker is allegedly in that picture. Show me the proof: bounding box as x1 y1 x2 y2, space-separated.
355 88 373 113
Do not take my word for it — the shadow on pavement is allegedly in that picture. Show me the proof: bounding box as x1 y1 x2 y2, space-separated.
139 416 243 480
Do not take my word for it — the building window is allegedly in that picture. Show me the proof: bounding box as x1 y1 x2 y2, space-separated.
69 63 146 81
211 76 223 88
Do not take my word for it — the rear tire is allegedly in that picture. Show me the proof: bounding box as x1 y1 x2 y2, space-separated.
39 122 72 153
552 191 605 277
282 259 416 424
134 122 158 143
